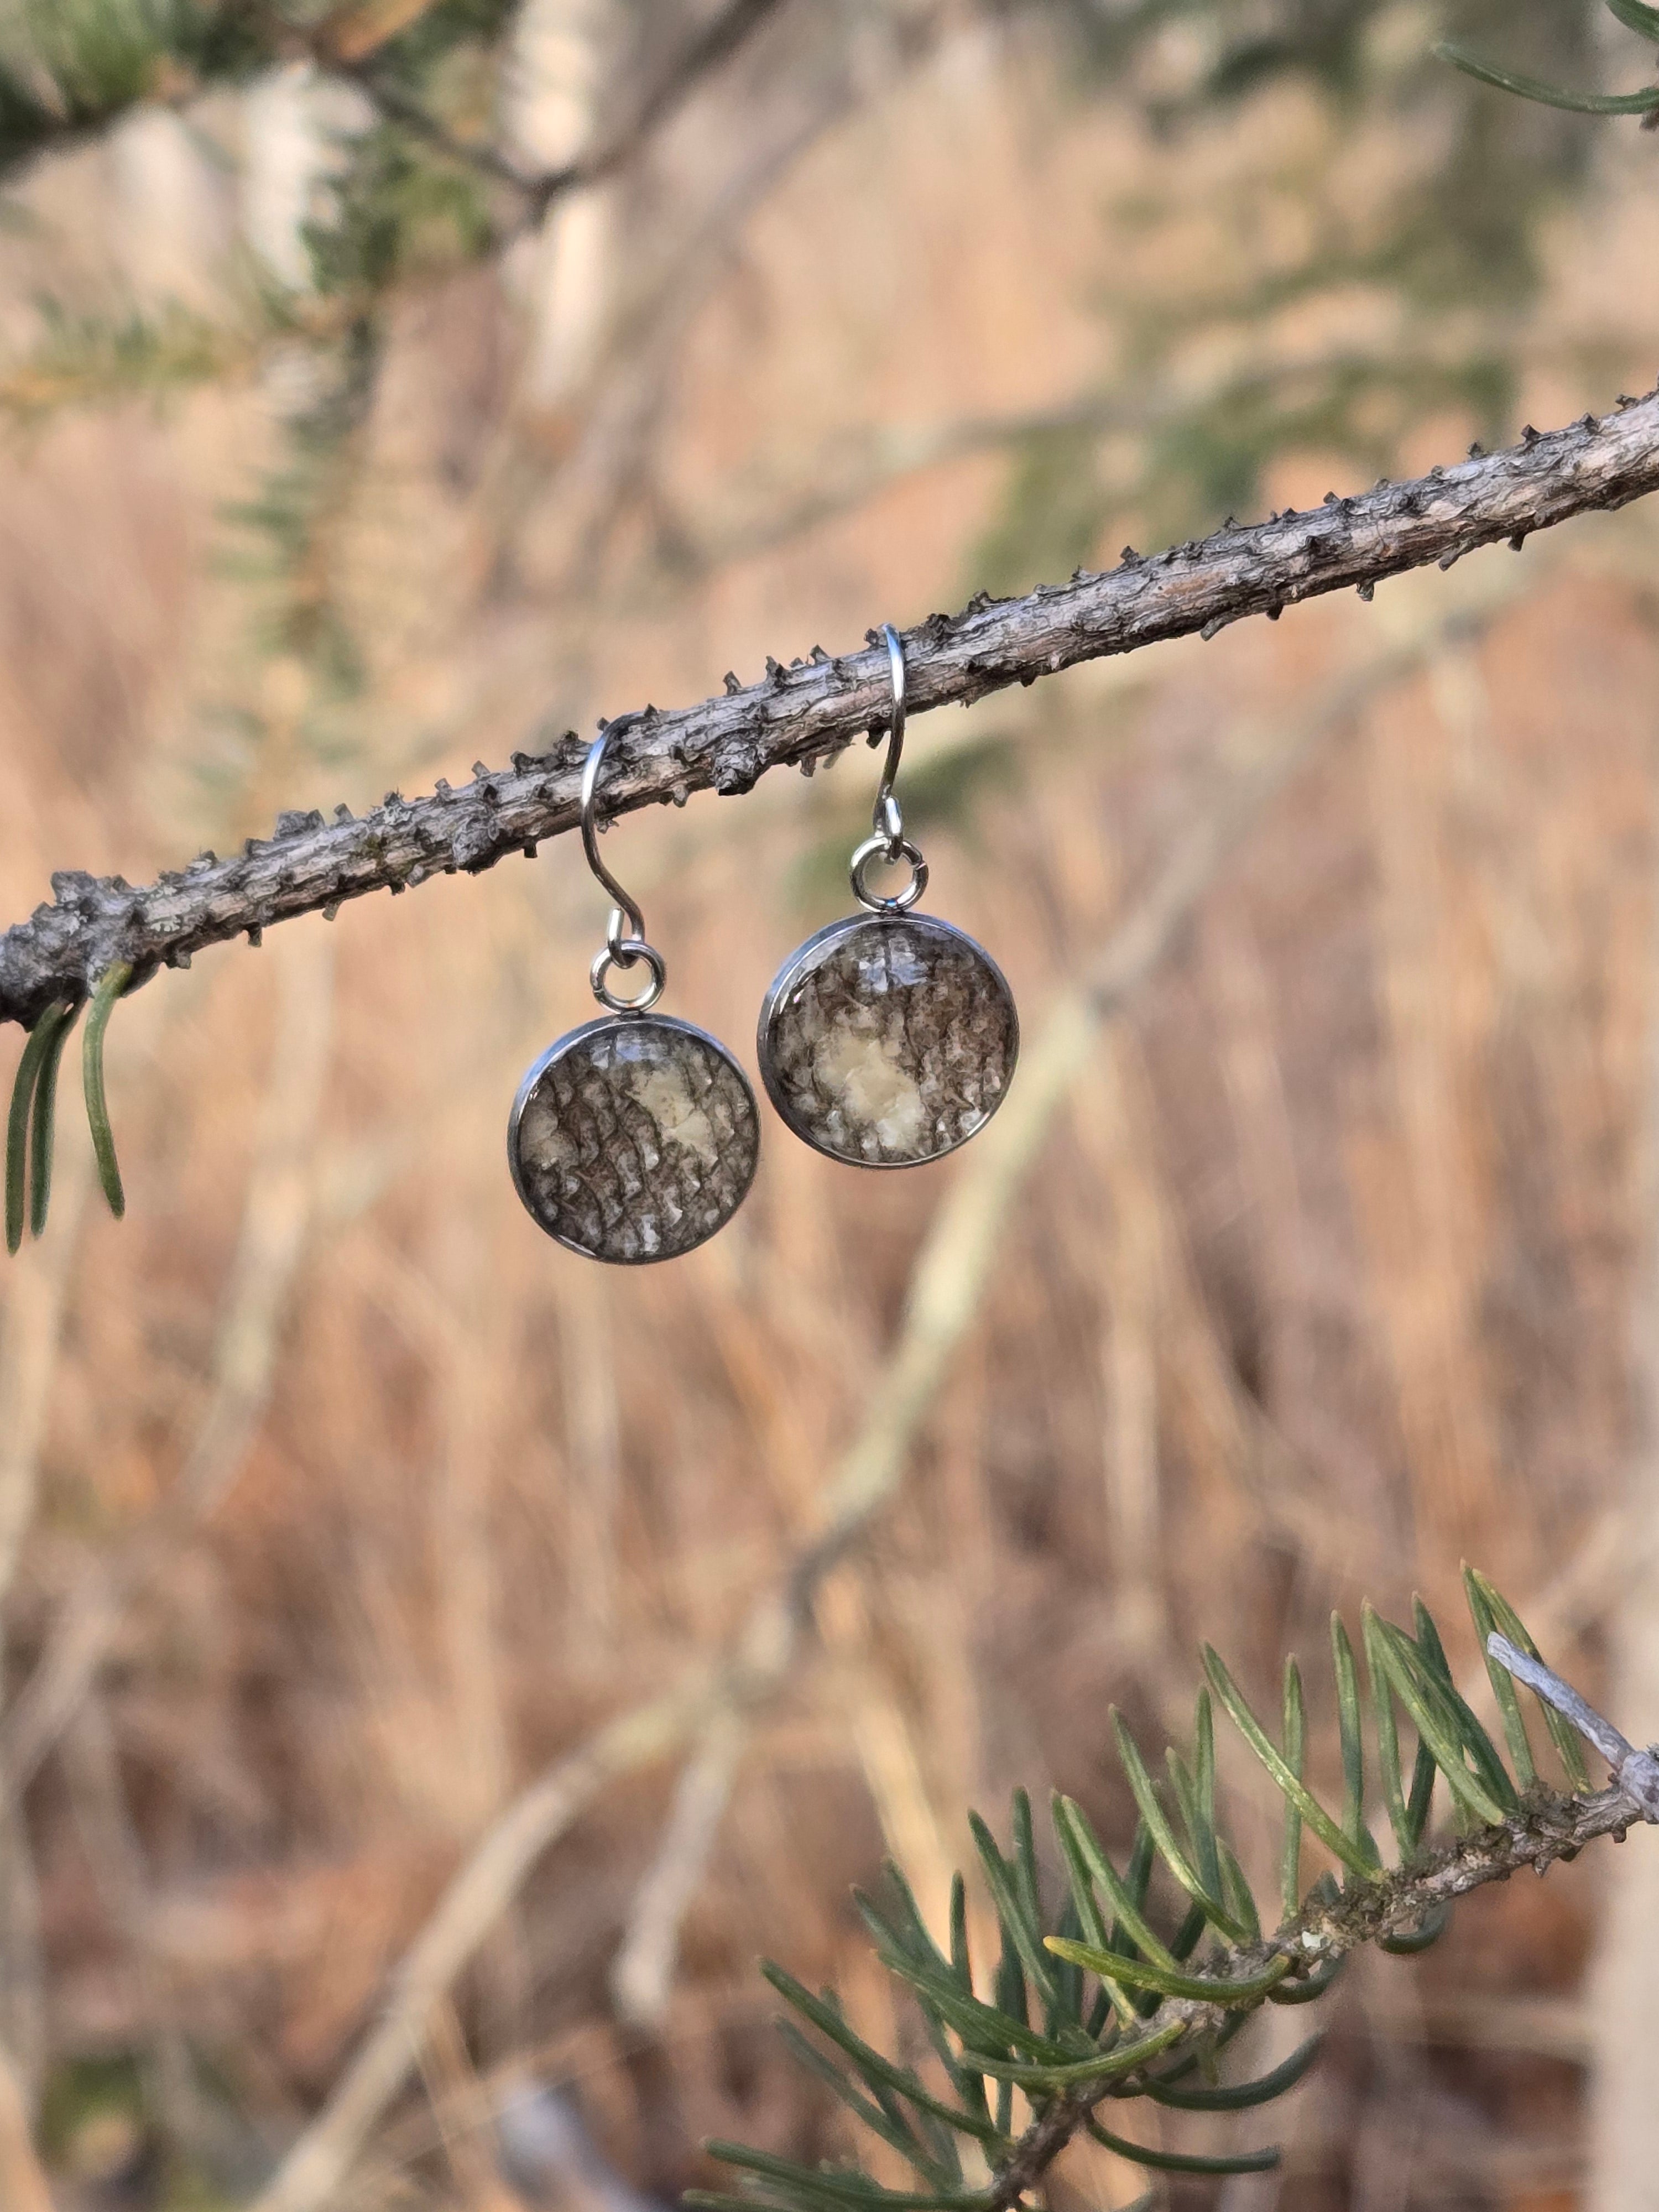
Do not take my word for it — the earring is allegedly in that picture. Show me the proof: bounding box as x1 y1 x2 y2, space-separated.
509 714 760 1261
758 626 1018 1168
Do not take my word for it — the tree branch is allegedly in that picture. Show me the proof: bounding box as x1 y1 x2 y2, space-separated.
330 0 791 220
608 1706 750 2028
525 0 792 213
5 388 1657 1033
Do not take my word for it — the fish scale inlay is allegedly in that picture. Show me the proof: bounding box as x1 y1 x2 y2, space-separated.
511 1018 759 1261
761 914 1018 1165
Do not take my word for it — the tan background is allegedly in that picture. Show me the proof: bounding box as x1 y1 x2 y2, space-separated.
4 3 1659 2206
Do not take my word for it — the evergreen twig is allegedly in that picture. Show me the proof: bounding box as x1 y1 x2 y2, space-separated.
691 1593 1658 2212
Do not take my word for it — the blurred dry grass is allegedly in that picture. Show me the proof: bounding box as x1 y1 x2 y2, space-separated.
4 7 1659 2208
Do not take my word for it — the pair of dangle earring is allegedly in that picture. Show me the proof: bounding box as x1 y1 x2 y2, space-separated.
509 628 1018 1262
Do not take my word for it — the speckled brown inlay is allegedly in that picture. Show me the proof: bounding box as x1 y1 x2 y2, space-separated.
510 1015 759 1261
759 913 1017 1166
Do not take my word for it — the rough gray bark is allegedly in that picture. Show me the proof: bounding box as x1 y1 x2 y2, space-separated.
4 387 1659 1032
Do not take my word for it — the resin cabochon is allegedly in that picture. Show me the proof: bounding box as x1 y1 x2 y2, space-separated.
758 912 1019 1167
509 1014 760 1262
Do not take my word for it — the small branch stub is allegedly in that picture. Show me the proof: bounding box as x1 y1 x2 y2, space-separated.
1487 1632 1659 1819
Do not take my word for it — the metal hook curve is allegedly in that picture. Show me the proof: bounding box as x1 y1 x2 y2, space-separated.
580 712 647 948
872 624 907 854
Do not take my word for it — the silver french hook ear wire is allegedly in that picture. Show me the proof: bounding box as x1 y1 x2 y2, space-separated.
872 623 907 853
849 624 929 914
581 713 667 1012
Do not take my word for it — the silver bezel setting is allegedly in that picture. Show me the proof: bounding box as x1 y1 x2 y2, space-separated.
508 1011 760 1262
756 910 1019 1169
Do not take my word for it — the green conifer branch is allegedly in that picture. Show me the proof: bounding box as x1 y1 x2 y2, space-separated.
695 1580 1657 2212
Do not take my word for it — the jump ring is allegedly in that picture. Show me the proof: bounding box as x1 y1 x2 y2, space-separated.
849 833 928 914
591 939 667 1013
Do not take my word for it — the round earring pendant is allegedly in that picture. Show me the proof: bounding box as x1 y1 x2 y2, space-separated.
758 912 1018 1168
509 1014 760 1262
